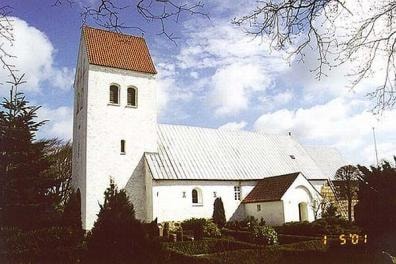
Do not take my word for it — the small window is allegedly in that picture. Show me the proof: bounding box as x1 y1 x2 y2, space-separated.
192 188 202 204
120 140 126 154
109 85 119 104
76 91 81 112
213 191 217 198
127 87 137 107
192 189 198 203
257 204 261 212
182 191 186 198
234 186 241 201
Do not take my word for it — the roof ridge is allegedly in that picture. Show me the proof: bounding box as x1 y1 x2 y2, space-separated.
158 123 292 137
83 25 145 40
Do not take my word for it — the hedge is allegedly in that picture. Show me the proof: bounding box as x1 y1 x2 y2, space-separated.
278 234 321 244
205 242 376 264
162 239 377 264
275 217 360 236
163 238 258 255
0 226 84 263
160 249 214 264
221 228 252 243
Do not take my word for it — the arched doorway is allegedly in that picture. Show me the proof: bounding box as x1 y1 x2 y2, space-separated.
298 202 308 222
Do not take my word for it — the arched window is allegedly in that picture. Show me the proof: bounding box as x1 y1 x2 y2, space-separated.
109 85 119 104
192 188 202 204
192 189 198 203
127 87 137 107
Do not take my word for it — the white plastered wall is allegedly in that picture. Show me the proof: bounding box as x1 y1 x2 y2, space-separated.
72 36 89 228
282 174 319 223
151 180 257 222
76 62 157 230
245 201 284 226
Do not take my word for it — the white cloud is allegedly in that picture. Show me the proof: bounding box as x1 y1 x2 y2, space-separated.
51 67 75 91
156 62 194 116
0 17 74 95
37 105 73 140
190 71 199 79
209 63 271 116
218 121 247 131
254 98 396 165
172 20 289 116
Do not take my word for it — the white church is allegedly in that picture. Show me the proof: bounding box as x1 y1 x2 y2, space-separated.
72 26 346 230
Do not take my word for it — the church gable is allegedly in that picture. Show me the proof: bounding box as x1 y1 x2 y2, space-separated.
82 26 157 74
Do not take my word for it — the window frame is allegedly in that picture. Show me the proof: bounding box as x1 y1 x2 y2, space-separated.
234 186 241 201
126 86 138 108
109 84 120 105
192 188 203 206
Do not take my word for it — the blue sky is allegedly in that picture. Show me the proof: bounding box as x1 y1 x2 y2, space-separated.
1 0 395 165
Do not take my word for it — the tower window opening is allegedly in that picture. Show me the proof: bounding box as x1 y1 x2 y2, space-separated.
127 87 137 107
110 85 119 104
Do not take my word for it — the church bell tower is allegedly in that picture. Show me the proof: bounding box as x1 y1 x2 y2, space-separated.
72 26 158 230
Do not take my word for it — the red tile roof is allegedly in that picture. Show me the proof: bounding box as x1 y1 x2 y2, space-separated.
243 172 300 203
82 26 157 74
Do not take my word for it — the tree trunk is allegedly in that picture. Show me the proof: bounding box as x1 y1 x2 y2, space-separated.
348 198 352 222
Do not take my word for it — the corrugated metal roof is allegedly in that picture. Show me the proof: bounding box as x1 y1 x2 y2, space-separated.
145 124 346 181
304 146 347 179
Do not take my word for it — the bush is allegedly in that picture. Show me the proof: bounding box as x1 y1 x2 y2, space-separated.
143 218 160 239
251 225 278 245
164 222 170 239
204 220 222 238
86 180 161 263
0 226 83 263
212 198 226 228
182 218 221 240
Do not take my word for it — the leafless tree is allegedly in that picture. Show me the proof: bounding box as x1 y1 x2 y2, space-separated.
53 0 208 42
44 139 73 209
0 5 16 85
311 193 329 220
233 0 396 114
334 165 360 222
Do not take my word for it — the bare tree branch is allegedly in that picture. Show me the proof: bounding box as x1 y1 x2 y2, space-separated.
136 0 208 42
54 0 208 43
0 5 16 85
80 0 143 33
341 1 396 114
234 0 396 114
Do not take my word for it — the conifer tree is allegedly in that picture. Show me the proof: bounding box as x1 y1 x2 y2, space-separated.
0 84 57 229
212 197 226 228
355 158 396 250
87 180 160 263
62 189 82 231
